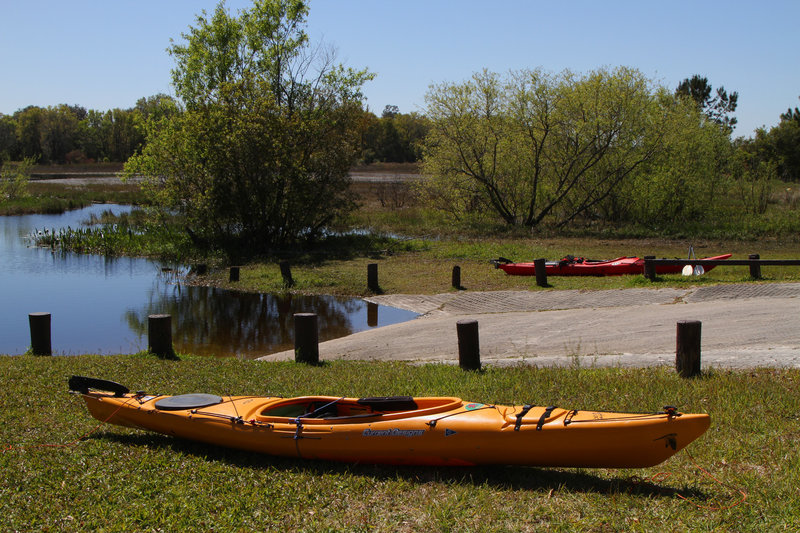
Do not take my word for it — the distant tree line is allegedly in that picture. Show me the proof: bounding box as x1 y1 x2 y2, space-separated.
0 98 427 166
0 95 180 164
360 105 430 164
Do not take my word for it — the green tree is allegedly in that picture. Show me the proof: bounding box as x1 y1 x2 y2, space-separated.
125 0 372 252
0 158 33 200
360 107 429 163
420 67 673 227
738 96 800 182
731 151 774 215
381 105 399 118
0 114 17 161
605 97 734 224
14 106 44 160
676 74 738 132
39 104 83 163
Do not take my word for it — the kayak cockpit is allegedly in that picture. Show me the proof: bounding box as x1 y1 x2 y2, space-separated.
258 396 463 422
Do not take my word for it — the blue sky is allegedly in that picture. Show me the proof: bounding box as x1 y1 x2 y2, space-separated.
1 0 797 138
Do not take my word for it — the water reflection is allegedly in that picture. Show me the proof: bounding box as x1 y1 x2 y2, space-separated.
0 205 417 357
125 283 413 357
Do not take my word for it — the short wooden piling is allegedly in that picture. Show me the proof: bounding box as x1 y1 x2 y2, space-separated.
294 313 319 364
676 320 702 378
148 314 174 358
229 266 240 282
749 254 761 279
643 256 656 280
28 312 52 356
367 302 378 327
534 258 548 287
279 260 294 288
452 266 462 290
367 263 380 292
457 319 481 371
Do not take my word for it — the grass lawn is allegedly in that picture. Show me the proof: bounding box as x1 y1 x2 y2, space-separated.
202 236 800 297
1 356 798 531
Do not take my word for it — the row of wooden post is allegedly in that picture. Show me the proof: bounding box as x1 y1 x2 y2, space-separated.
291 315 703 377
26 311 704 376
222 262 467 291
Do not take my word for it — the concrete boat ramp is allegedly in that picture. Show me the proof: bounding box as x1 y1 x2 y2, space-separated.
258 283 800 369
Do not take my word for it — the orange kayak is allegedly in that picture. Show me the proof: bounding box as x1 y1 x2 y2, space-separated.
69 376 710 468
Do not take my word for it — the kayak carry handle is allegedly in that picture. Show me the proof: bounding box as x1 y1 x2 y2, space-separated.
68 375 130 397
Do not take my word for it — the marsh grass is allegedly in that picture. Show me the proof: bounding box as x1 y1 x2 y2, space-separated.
0 181 146 216
1 355 798 531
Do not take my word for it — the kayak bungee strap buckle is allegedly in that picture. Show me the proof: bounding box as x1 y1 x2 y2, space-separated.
663 405 682 418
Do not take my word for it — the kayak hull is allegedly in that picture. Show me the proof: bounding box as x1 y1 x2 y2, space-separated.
497 254 732 276
73 379 710 469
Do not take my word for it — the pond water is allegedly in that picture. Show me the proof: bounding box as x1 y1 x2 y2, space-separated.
0 205 417 357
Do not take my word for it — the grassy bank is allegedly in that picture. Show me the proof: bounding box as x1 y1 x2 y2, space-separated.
0 180 146 216
204 237 800 296
1 355 797 531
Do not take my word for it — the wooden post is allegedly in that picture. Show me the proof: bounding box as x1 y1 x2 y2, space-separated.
148 314 174 359
279 260 294 288
28 312 52 356
534 258 548 288
367 302 378 327
676 320 702 378
644 256 656 281
229 266 240 282
367 263 380 292
749 254 761 279
457 319 481 371
452 265 462 290
294 313 319 364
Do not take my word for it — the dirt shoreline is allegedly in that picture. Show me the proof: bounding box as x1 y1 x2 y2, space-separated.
258 283 800 369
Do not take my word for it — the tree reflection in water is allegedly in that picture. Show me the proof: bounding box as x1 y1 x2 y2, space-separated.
125 280 415 358
0 204 417 356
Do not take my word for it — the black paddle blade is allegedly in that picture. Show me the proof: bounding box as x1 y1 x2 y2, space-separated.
68 375 130 397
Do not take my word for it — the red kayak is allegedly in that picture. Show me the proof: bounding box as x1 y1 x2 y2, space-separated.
491 254 732 276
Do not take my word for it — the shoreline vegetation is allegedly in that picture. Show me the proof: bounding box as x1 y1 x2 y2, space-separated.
3 162 800 296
